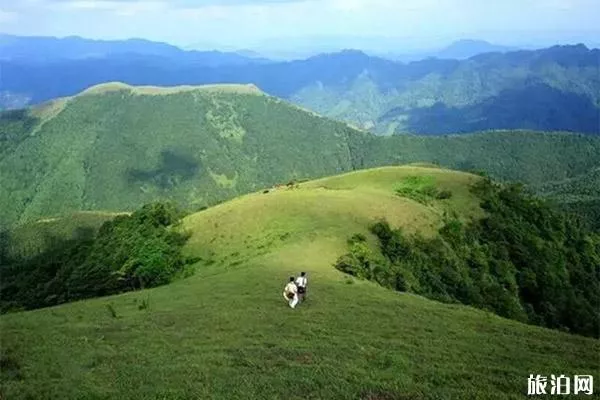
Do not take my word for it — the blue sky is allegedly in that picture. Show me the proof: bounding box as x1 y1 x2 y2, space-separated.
1 0 599 50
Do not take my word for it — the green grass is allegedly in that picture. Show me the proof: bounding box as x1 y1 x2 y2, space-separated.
2 166 598 399
0 85 363 226
182 166 482 266
2 243 598 399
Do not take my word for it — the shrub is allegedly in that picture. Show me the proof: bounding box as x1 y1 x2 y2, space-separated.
395 175 451 204
436 190 453 200
0 348 22 381
138 296 150 311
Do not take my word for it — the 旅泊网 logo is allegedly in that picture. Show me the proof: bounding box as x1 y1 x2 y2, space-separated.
527 374 594 396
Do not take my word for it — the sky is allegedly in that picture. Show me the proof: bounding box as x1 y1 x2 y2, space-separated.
1 0 599 51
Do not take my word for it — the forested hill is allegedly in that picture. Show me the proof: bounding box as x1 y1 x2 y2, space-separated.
0 83 364 226
1 83 600 227
1 44 598 134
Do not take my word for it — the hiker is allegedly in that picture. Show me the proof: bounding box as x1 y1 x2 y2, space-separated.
295 272 308 301
283 277 299 308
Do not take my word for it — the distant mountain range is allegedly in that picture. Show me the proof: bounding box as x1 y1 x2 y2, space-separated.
0 34 271 66
384 39 520 62
187 37 520 61
1 35 598 135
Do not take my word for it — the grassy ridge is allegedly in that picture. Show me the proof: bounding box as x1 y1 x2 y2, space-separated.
2 84 599 227
2 166 599 399
182 166 482 268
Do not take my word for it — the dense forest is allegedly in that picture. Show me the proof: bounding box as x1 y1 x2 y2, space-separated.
2 44 598 134
535 167 600 230
0 203 194 312
335 179 600 337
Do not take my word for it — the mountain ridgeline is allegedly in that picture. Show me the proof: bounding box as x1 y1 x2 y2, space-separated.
1 82 600 227
0 34 270 66
1 43 598 134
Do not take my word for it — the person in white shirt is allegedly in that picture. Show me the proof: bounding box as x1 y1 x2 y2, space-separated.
295 272 308 301
283 277 299 308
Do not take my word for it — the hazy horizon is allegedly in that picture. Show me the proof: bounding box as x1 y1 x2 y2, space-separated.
1 0 599 54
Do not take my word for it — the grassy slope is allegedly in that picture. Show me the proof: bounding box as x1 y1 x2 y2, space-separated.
2 166 598 400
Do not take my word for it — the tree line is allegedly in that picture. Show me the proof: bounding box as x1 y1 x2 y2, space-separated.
0 202 196 312
336 179 600 337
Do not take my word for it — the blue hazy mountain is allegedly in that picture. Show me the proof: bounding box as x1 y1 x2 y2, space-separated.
1 39 598 135
0 34 271 66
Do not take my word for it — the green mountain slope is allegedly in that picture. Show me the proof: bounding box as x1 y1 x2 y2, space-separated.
536 167 600 230
2 166 598 399
0 83 363 226
358 131 600 186
537 167 600 200
2 83 600 227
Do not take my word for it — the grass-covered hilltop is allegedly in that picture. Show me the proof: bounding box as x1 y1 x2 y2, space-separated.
2 166 599 399
1 82 600 227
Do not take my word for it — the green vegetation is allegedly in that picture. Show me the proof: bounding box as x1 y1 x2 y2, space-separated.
0 83 363 226
1 166 599 399
1 83 599 227
358 131 600 187
395 175 452 204
0 202 192 312
535 167 600 230
336 179 600 337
